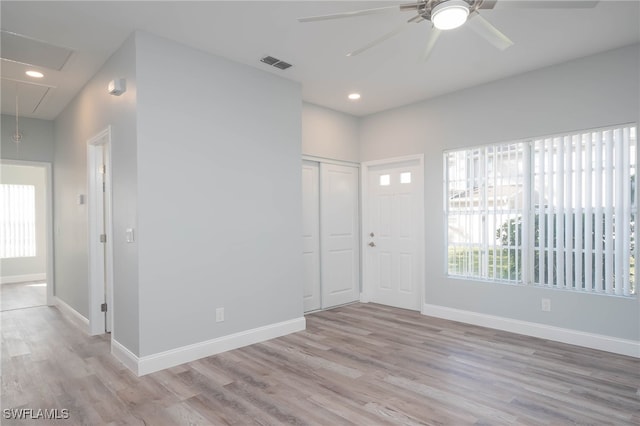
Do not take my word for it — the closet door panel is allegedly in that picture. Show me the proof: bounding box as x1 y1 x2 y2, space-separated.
320 163 360 308
302 161 321 312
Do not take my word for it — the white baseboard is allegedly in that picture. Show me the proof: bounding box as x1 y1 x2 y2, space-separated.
111 339 140 375
113 317 306 376
54 296 89 334
422 303 640 359
1 273 46 285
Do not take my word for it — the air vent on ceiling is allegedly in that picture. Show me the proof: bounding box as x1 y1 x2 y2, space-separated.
273 61 292 70
260 55 292 71
261 56 279 65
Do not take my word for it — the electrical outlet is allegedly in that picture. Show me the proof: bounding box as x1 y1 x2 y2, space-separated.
216 307 224 322
541 298 551 312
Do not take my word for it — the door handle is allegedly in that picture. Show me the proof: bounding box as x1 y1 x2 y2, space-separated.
368 242 376 247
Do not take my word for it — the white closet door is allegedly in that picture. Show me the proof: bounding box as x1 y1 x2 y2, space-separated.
320 163 360 308
302 161 321 312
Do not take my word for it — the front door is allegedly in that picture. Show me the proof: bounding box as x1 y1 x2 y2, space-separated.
364 157 424 311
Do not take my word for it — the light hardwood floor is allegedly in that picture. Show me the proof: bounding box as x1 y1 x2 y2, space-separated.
2 302 639 425
0 281 46 312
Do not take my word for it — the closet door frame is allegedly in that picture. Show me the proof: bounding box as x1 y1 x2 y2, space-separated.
302 156 360 311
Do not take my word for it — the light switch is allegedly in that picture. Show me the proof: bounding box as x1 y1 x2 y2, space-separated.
125 228 135 243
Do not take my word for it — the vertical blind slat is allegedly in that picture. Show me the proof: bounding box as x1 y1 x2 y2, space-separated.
584 133 593 292
621 127 631 296
493 148 498 280
524 143 533 285
546 138 555 288
604 130 615 294
565 136 574 290
594 132 604 292
537 140 547 286
483 148 489 278
575 134 584 291
510 146 518 281
556 137 565 288
615 129 625 296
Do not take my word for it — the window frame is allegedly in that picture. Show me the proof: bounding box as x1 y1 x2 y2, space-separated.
443 123 638 297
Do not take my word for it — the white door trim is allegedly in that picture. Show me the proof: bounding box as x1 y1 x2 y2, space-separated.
361 154 425 308
87 126 114 335
0 159 54 306
302 155 359 168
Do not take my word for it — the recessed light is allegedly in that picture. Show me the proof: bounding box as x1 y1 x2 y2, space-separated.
348 93 361 100
26 70 44 78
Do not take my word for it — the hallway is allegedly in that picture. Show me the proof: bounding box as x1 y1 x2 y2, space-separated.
0 281 46 311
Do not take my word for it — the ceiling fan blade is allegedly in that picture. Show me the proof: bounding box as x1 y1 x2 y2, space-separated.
491 0 598 9
298 5 400 23
407 14 426 24
479 0 498 9
346 23 411 57
422 28 441 62
466 13 514 51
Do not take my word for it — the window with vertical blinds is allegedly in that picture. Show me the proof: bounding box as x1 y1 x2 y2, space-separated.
445 124 637 297
1 184 37 259
446 143 525 282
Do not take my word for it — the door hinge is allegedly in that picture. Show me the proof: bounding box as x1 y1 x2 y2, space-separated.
101 303 108 312
102 181 106 192
100 234 107 243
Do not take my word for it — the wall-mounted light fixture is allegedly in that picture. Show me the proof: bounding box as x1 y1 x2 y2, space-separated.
108 78 126 96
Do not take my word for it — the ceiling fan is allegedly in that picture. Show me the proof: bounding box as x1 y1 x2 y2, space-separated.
298 0 598 61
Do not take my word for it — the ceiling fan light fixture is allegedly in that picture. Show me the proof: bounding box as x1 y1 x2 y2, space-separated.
432 0 470 31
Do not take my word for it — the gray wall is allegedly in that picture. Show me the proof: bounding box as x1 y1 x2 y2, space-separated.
360 44 640 341
54 35 139 352
1 115 54 162
302 103 359 162
0 164 47 280
135 32 303 356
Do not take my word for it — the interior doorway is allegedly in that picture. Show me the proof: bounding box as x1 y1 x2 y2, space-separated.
87 127 113 334
0 160 54 311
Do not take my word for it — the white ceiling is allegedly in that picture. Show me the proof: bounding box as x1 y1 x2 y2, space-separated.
1 1 639 120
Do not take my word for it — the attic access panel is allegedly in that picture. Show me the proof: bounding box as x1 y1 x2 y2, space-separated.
1 31 73 70
1 79 51 115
